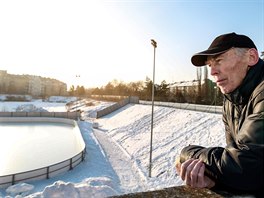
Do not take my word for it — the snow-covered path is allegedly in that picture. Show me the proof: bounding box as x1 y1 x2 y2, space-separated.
97 104 226 190
93 129 147 194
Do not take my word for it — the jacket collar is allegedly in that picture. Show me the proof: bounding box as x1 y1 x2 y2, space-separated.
224 58 264 105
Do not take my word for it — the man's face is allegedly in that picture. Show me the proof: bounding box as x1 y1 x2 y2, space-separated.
206 48 249 94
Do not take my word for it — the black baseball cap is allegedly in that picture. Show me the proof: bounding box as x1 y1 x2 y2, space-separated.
191 32 257 66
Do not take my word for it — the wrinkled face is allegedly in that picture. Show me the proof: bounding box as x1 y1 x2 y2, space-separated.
206 48 250 94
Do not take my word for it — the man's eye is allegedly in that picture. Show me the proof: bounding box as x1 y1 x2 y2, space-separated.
215 59 222 63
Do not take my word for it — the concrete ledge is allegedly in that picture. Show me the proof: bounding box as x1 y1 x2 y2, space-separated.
110 186 255 198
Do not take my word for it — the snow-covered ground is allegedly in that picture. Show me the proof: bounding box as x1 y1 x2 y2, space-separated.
0 100 66 112
0 99 226 198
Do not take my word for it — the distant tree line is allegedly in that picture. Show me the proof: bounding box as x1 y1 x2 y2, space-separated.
68 85 86 96
70 76 223 106
68 50 264 105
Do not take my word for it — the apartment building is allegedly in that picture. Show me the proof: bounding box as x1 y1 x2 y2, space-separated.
0 70 67 96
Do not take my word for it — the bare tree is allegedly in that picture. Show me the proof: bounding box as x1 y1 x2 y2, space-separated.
196 67 202 103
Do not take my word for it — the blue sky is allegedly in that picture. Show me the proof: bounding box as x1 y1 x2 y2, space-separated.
0 0 263 88
111 0 263 81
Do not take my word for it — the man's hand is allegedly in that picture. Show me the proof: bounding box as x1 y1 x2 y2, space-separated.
175 158 215 188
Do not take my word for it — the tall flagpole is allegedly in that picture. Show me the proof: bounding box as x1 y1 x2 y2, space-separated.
149 39 157 177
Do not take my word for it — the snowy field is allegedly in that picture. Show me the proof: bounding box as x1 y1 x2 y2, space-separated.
0 98 226 198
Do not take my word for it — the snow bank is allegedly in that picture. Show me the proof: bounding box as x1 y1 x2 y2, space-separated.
6 183 34 197
15 104 48 112
27 178 118 198
0 101 67 112
0 95 32 102
48 96 77 103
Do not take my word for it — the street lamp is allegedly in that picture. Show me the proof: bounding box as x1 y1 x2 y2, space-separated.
149 39 157 177
75 75 81 96
75 75 81 112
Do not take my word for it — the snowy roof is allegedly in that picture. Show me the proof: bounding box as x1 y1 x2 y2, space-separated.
169 79 205 88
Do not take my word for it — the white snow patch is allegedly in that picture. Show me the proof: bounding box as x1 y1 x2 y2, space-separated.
6 183 34 197
0 99 225 197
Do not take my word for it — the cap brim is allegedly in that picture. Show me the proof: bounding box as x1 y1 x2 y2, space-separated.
191 47 231 66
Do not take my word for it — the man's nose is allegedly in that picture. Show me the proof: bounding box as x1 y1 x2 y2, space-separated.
210 66 219 76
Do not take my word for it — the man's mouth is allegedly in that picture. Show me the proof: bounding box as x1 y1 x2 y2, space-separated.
216 79 226 86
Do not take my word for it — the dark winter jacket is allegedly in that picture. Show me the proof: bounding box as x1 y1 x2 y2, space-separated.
179 58 264 194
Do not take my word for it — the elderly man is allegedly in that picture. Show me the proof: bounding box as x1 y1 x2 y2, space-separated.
175 32 264 195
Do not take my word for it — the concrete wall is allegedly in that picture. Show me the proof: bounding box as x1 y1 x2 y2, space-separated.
139 100 222 114
96 96 139 118
96 97 221 119
110 185 255 198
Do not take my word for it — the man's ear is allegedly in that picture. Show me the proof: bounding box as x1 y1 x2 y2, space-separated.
248 48 259 67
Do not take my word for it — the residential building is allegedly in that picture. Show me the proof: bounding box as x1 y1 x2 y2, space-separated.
0 70 67 96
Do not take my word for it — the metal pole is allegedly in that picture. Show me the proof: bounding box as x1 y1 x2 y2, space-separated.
214 86 217 113
75 75 80 112
149 39 157 177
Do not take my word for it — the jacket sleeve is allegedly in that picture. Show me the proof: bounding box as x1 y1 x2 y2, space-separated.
179 91 264 192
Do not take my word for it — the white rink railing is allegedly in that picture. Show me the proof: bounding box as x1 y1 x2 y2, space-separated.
0 111 80 120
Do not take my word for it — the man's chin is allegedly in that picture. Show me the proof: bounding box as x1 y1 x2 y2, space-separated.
220 86 235 94
219 86 229 94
